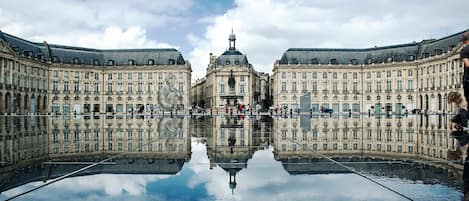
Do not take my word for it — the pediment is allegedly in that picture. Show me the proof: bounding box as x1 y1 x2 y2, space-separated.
0 39 15 54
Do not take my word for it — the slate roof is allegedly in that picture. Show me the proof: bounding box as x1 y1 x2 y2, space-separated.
278 30 467 65
0 30 186 66
216 49 250 67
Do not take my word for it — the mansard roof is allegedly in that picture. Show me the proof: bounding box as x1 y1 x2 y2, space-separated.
0 30 186 66
278 30 466 65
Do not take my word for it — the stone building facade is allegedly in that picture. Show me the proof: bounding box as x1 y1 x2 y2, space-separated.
191 31 268 112
0 31 191 115
272 31 466 114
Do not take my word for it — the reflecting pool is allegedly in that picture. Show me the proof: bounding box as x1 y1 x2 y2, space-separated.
0 114 465 200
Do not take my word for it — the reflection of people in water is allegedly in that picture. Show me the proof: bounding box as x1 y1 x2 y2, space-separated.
447 91 469 198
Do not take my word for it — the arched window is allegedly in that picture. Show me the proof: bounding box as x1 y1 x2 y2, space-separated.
330 59 338 65
128 59 135 65
366 58 373 64
350 59 358 65
387 57 393 63
148 59 154 65
108 60 115 66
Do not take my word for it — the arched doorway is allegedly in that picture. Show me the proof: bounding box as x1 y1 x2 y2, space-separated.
430 94 435 113
14 94 21 114
30 95 36 114
37 95 41 114
0 93 3 114
24 94 29 114
43 96 47 113
419 95 423 110
5 93 11 114
425 95 429 111
437 94 442 111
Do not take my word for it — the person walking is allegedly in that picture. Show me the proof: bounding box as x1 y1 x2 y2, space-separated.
461 31 469 109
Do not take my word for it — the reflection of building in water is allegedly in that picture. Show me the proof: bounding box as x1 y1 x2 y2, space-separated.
0 116 191 192
273 116 455 163
202 116 271 193
273 116 462 188
47 117 190 158
0 116 49 166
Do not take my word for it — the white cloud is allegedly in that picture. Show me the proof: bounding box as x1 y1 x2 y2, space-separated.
188 0 469 79
0 0 192 49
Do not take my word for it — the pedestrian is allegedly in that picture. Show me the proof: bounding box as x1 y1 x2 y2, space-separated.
461 31 469 109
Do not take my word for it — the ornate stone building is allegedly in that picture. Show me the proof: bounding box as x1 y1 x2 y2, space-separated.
272 31 466 114
0 31 191 115
191 31 268 111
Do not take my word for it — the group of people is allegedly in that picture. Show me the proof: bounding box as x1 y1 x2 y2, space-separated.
448 31 469 196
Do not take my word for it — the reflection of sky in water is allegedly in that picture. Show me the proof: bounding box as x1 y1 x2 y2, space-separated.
1 139 462 201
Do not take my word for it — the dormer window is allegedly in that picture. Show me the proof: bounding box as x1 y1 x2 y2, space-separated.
52 56 59 63
23 51 32 57
290 58 298 64
36 53 43 60
93 59 100 66
330 59 338 65
423 53 429 58
366 58 373 64
350 59 358 65
108 60 115 66
168 59 175 65
128 59 135 65
387 57 393 63
235 60 240 65
148 59 154 65
407 55 415 61
226 60 230 65
72 57 80 64
311 58 319 64
435 49 443 55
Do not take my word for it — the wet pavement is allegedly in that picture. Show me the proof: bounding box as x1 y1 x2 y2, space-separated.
0 114 464 200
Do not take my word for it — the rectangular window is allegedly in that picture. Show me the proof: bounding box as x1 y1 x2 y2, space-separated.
138 72 142 80
292 82 297 91
408 80 413 90
147 82 153 92
64 81 69 92
108 73 112 80
240 84 245 93
148 72 152 80
137 82 142 92
281 82 286 92
178 82 183 92
118 73 122 80
127 83 133 92
128 73 132 80
281 72 286 79
107 82 112 92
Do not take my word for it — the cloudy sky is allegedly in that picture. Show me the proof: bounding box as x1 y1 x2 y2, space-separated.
0 0 468 80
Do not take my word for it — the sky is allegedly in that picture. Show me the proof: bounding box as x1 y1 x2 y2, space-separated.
0 0 468 81
0 141 461 200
